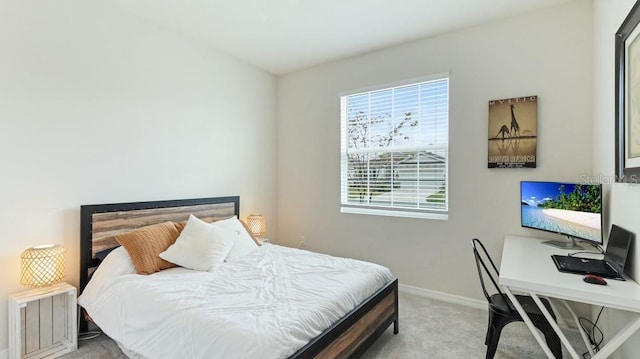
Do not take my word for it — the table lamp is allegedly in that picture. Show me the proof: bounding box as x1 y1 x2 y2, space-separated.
20 244 66 288
246 214 266 238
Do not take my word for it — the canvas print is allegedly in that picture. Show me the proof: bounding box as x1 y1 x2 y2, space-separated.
488 96 537 168
628 33 640 159
616 0 640 182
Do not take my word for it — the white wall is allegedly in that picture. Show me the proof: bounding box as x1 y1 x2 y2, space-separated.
0 0 276 353
277 0 593 300
593 1 640 357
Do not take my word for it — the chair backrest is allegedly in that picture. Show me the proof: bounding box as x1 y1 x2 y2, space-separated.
471 238 508 304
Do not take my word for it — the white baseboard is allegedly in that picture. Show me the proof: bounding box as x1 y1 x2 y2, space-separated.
0 348 7 359
398 284 583 331
399 283 486 310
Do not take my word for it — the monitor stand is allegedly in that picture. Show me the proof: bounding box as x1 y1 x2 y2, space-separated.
542 236 583 250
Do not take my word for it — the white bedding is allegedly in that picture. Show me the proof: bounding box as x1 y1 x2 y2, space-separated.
79 244 395 359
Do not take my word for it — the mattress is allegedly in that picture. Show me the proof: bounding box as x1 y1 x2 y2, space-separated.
79 243 394 359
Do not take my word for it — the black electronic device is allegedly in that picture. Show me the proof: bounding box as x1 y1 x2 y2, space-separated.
551 224 634 280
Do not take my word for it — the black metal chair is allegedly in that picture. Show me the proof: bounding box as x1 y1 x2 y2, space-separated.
471 238 562 359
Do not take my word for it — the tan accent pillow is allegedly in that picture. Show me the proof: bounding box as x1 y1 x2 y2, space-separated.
115 221 181 275
174 221 187 233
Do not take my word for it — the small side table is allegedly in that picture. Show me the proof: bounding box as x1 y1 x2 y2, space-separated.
8 282 78 359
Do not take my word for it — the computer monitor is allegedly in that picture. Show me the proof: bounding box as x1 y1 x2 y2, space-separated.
520 181 603 249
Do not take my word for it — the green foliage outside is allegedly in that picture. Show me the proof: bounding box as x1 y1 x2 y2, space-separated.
348 182 392 199
539 184 601 213
347 110 416 203
426 189 446 203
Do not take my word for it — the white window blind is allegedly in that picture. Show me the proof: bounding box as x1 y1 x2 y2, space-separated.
340 76 449 218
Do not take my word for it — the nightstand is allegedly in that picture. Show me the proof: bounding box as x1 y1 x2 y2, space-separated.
8 282 78 359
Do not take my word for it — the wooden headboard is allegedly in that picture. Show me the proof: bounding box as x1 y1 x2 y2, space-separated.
79 196 240 295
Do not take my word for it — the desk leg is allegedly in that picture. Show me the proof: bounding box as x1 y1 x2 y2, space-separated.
558 299 595 358
591 313 640 359
530 293 582 359
508 291 640 359
503 287 558 359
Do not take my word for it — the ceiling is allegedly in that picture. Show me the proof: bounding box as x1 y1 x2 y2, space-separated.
101 0 574 75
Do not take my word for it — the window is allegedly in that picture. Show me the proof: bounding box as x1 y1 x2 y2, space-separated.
340 75 449 219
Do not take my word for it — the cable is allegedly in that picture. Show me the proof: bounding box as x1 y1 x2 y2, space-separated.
76 305 103 341
579 306 605 358
569 242 604 257
568 251 603 258
587 242 605 254
79 330 102 341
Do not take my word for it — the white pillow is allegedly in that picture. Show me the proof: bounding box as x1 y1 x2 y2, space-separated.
78 246 136 311
159 215 238 271
214 216 259 261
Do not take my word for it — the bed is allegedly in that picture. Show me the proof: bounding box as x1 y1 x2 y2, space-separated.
78 196 399 358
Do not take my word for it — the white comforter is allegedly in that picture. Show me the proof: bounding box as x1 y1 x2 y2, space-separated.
79 244 394 359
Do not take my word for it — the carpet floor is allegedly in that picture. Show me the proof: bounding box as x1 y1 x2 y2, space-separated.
62 291 586 358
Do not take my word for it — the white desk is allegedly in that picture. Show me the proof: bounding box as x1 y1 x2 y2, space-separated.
499 235 640 359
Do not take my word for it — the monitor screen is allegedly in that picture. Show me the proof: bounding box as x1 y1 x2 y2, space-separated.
520 181 603 244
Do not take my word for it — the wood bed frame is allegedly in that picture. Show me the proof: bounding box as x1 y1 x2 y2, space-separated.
79 196 398 358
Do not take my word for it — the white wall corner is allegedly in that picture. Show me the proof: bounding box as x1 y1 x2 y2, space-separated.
399 283 486 310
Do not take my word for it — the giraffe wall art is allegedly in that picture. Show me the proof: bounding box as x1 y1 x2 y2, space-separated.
488 95 537 168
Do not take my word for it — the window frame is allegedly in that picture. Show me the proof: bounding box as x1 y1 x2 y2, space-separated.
339 73 450 220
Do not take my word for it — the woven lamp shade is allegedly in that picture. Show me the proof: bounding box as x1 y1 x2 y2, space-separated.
246 214 266 238
20 244 66 288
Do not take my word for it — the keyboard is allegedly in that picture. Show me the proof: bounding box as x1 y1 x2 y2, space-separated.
551 255 623 280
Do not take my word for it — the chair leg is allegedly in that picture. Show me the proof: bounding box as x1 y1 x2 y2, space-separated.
531 316 562 359
485 326 493 346
485 312 493 345
486 313 514 359
486 329 500 359
543 331 562 359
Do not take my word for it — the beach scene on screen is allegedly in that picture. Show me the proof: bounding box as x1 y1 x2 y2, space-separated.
521 182 601 242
